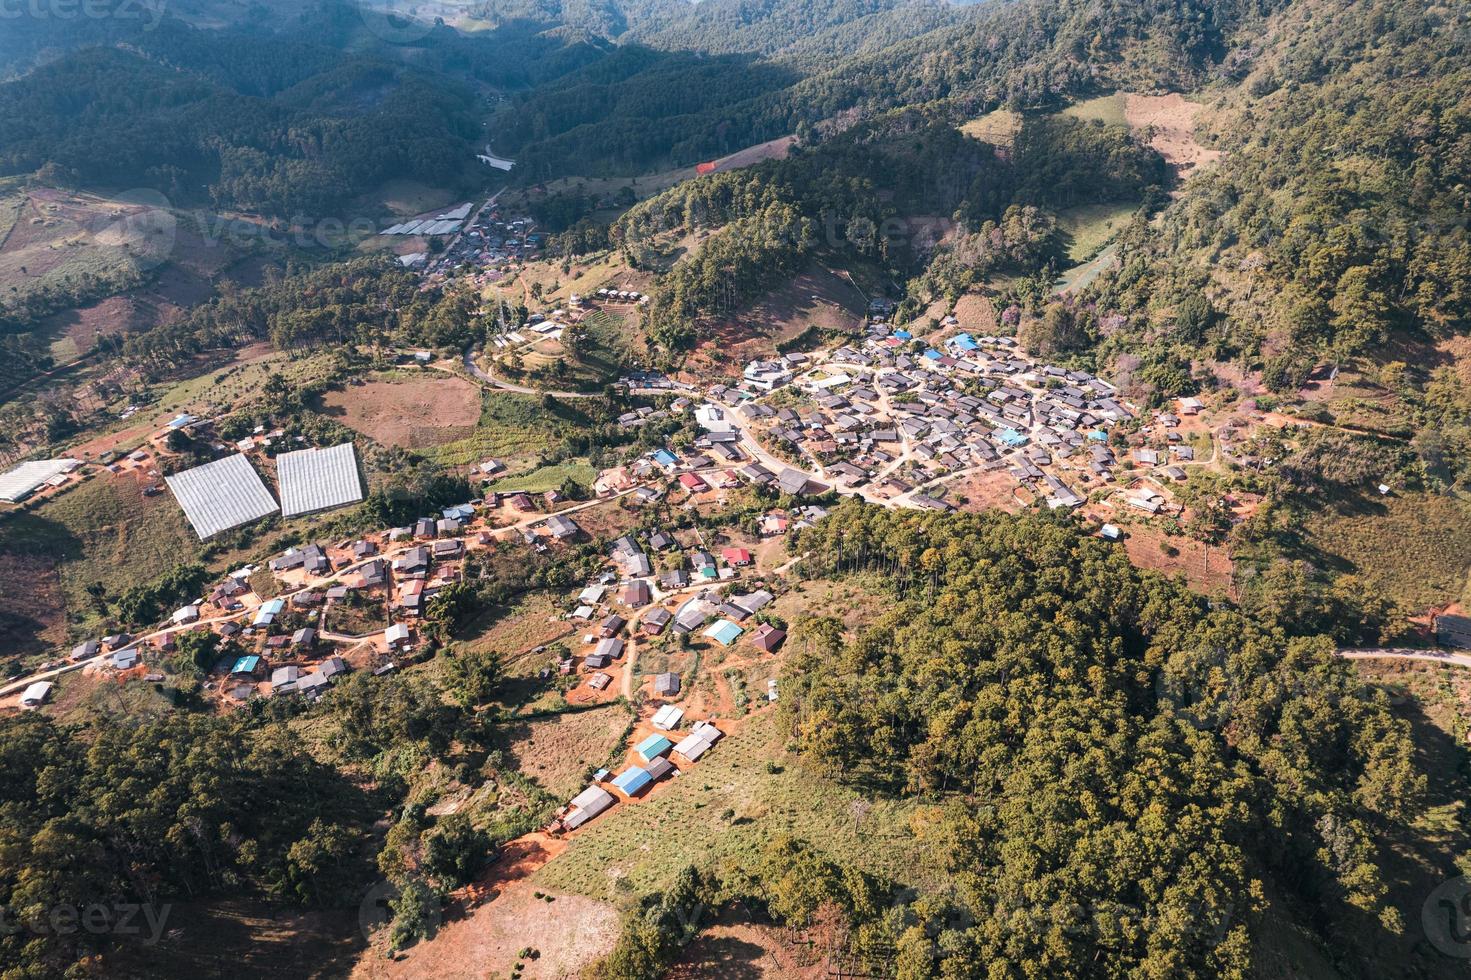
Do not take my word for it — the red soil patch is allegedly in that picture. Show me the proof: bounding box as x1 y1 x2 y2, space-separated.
319 376 482 449
1117 522 1234 595
353 833 617 980
949 468 1030 513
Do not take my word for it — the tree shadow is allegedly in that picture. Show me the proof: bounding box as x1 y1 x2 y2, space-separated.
670 936 768 980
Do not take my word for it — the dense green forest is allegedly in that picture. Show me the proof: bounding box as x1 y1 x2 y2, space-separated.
612 108 1163 348
491 0 1275 178
771 502 1426 977
0 44 481 215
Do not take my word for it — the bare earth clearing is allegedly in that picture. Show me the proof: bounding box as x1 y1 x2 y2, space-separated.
319 376 482 449
1123 93 1222 178
352 834 618 980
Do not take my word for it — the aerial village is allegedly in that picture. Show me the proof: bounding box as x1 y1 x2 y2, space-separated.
0 277 1301 840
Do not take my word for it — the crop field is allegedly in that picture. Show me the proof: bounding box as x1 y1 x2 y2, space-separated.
502 703 636 799
318 373 482 450
531 711 945 902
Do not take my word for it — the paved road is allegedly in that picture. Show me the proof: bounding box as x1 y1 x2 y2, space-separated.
461 347 602 399
1338 648 1471 669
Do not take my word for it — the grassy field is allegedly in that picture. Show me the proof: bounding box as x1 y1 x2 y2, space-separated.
1300 492 1471 613
487 462 597 494
1061 93 1129 127
502 703 637 799
532 711 946 903
422 390 580 469
1056 202 1138 262
960 108 1022 146
0 473 201 642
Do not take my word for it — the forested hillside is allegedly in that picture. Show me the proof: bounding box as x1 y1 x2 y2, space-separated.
0 44 480 215
493 0 1277 177
609 107 1164 347
777 502 1427 976
1089 0 1471 374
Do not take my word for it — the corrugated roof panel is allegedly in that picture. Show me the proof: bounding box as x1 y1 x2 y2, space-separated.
0 459 79 502
165 454 278 539
276 443 364 518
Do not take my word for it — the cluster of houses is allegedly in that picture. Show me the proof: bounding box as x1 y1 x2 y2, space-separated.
560 525 789 693
729 328 1143 509
556 717 729 832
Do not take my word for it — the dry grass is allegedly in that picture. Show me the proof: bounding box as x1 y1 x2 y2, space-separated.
503 703 637 799
318 374 482 449
1301 492 1471 614
0 470 199 653
531 711 944 901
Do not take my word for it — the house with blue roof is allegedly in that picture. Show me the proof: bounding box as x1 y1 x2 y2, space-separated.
634 733 674 763
230 655 262 677
949 333 979 352
893 329 912 340
253 597 286 628
703 619 744 647
922 349 942 360
612 766 653 796
999 428 1028 448
652 449 679 470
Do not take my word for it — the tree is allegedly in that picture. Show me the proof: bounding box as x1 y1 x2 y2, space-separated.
423 813 493 887
282 818 360 905
1174 292 1215 343
441 646 501 709
1019 301 1087 355
388 875 441 951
